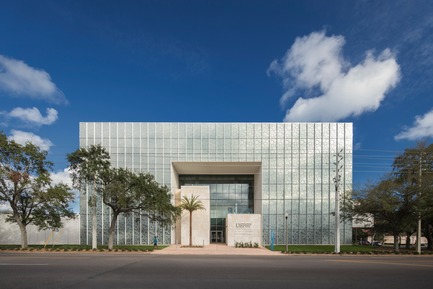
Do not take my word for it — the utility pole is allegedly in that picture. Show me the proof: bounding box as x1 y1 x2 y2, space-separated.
285 212 288 253
333 149 343 253
416 150 424 254
91 181 97 250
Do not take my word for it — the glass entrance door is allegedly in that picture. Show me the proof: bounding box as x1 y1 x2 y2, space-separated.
211 231 224 243
210 218 225 243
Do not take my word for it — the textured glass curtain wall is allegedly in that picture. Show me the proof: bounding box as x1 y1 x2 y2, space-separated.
79 122 352 245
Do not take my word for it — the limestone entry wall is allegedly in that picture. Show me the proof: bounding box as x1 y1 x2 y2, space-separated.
179 186 210 246
226 214 261 247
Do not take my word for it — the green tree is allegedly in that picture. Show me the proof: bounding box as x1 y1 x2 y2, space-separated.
342 142 433 251
100 168 180 250
348 177 415 251
180 195 205 247
67 144 110 249
393 142 433 250
423 215 433 250
0 132 75 249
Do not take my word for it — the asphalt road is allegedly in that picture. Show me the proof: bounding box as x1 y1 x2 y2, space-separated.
1 252 432 289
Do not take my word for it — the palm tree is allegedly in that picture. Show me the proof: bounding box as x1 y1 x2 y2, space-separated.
180 195 205 247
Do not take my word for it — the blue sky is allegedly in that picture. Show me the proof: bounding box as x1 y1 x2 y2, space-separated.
1 0 433 189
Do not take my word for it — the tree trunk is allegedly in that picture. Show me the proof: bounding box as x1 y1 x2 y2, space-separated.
92 180 97 250
189 211 192 247
92 202 97 249
424 223 432 250
108 212 119 250
12 212 28 249
405 232 411 249
18 220 28 249
393 234 400 251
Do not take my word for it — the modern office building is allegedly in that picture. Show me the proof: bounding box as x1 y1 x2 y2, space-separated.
79 122 352 246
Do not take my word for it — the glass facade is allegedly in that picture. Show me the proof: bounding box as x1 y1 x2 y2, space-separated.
79 122 353 245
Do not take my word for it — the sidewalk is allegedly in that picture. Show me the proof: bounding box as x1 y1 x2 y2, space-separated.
152 244 283 256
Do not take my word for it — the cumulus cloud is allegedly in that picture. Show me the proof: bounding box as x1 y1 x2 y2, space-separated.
51 168 79 212
0 54 67 104
50 168 73 187
8 107 58 126
268 31 401 122
0 203 12 213
395 109 433 140
9 129 53 151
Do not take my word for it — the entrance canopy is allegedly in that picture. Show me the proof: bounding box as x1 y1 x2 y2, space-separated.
171 162 262 246
172 162 261 175
171 161 262 216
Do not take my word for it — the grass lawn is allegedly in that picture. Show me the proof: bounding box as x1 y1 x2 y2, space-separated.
0 244 164 252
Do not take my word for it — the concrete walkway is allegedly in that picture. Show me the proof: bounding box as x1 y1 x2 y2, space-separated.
152 244 283 256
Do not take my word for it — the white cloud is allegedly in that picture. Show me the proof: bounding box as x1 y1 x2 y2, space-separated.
354 142 362 150
50 168 73 187
0 203 11 213
9 129 53 151
51 168 79 213
268 31 401 122
0 54 67 104
8 107 58 126
395 109 433 140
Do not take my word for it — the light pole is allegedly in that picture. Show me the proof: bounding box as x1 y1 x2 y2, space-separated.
285 212 288 253
334 184 340 253
416 149 424 254
333 150 343 254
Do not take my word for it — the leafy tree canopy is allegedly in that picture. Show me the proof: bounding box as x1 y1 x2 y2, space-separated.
68 144 180 249
67 144 111 192
0 132 75 248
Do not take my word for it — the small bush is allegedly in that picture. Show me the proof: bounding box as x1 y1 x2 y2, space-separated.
235 241 258 248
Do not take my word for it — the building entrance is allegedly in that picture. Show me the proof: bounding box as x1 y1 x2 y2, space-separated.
210 217 225 243
179 175 254 244
210 231 224 243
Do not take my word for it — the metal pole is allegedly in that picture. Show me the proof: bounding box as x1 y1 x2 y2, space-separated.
416 152 423 254
335 184 340 253
92 183 97 250
416 218 422 253
285 213 288 253
333 150 342 254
